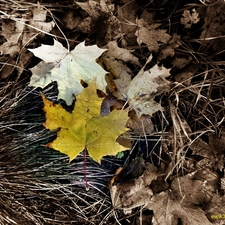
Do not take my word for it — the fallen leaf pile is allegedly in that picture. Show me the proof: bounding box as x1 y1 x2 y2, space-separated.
101 46 171 117
27 1 225 223
2 0 225 224
27 29 173 164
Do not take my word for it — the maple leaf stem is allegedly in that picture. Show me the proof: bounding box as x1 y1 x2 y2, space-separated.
83 148 89 191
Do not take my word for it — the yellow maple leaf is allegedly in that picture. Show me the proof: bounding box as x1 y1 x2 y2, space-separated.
41 80 129 163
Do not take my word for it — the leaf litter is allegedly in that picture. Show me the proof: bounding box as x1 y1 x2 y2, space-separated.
1 0 225 224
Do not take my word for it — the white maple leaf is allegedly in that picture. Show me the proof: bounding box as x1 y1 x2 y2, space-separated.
127 55 171 116
29 39 107 105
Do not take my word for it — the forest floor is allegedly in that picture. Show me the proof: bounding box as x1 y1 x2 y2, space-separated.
0 0 225 224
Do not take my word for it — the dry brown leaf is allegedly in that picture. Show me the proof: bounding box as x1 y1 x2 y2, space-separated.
202 194 225 224
0 58 16 79
76 0 121 43
22 6 55 44
158 34 181 60
174 63 198 86
147 172 215 225
180 8 200 29
190 130 225 171
200 2 225 51
104 41 140 66
77 17 93 33
110 163 157 214
0 6 55 56
76 0 114 18
114 69 132 99
110 157 218 224
190 137 211 158
140 9 154 25
135 19 171 52
62 11 82 30
147 190 212 225
172 57 192 69
126 110 154 135
171 173 216 206
117 1 139 46
0 20 24 56
100 41 140 99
